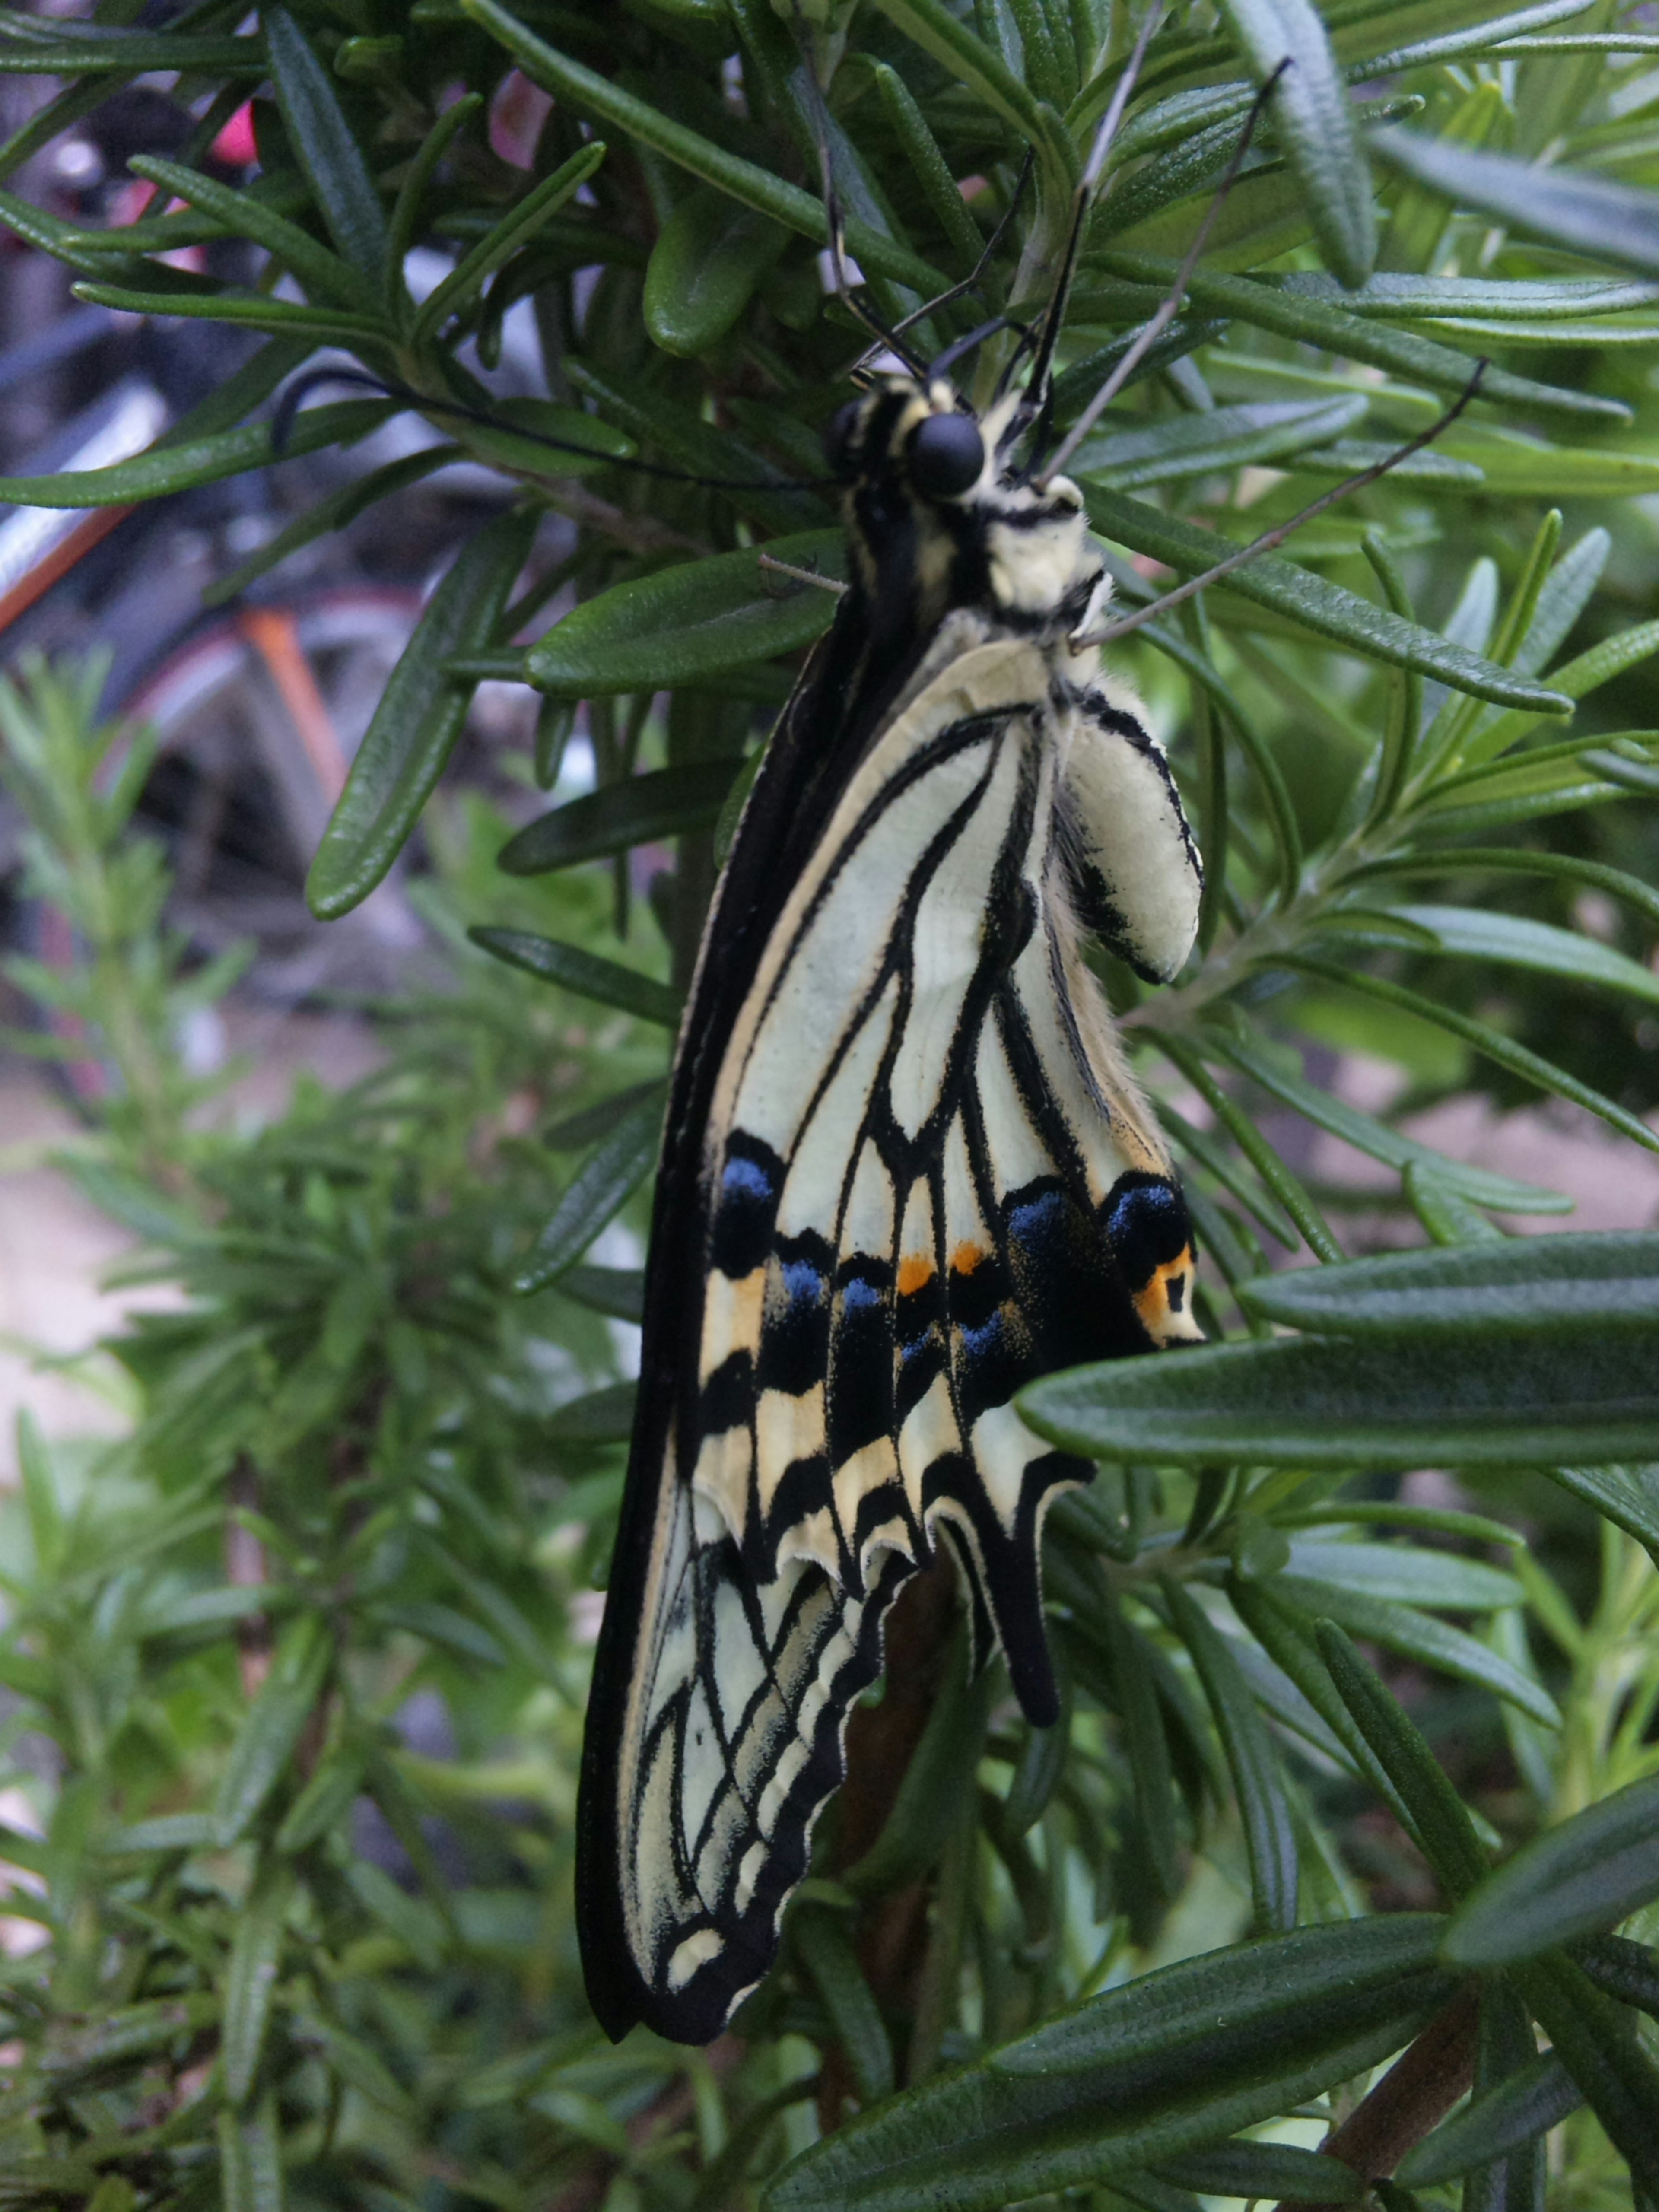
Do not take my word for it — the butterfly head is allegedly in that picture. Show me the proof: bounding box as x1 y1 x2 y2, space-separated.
825 375 1101 639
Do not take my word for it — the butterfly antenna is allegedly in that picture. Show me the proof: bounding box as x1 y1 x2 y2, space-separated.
1020 0 1167 447
1075 362 1491 649
791 1 929 379
870 149 1034 367
1037 54 1290 487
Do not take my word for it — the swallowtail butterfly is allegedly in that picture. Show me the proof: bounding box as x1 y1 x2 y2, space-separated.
575 345 1206 2047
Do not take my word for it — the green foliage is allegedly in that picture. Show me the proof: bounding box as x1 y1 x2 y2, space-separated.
2 0 1659 2206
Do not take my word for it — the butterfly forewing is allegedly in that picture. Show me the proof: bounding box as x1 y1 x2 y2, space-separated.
578 382 1204 2046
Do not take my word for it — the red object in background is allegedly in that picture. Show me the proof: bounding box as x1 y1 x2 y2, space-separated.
211 102 258 168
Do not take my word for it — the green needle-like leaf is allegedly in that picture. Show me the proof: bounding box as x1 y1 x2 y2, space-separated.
1163 1577 1298 1932
526 534 845 699
1088 489 1573 712
644 186 789 357
766 1918 1456 2212
1020 1329 1659 1472
1396 2053 1582 2185
307 508 537 919
1216 0 1375 288
498 760 744 876
212 1615 331 1846
467 928 683 1027
795 1906 896 2104
458 0 947 295
1373 128 1659 278
123 152 361 308
1315 1622 1489 1897
1239 1234 1659 1337
266 6 389 282
516 1091 663 1294
222 1863 294 2106
1091 253 1630 424
1445 1773 1659 1966
0 397 394 509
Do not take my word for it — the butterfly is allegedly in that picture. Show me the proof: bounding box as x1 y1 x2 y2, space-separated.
572 314 1209 2046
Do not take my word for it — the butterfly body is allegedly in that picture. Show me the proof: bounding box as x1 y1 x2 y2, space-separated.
577 372 1203 2046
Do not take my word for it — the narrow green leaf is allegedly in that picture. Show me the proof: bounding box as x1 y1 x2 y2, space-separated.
843 1636 993 1896
1021 1329 1659 1475
1001 1673 1072 1837
204 447 456 607
795 1905 896 2104
375 1601 506 1668
868 62 988 274
414 142 607 344
266 6 389 281
1091 252 1630 424
440 397 636 482
388 92 483 287
1373 128 1659 279
458 0 947 295
1445 1773 1659 1966
871 0 1070 185
1158 2140 1363 2202
547 1380 639 1444
1281 1538 1522 1611
568 361 822 534
559 1264 646 1324
516 1090 662 1294
767 1918 1456 2212
1357 847 1659 935
499 759 743 876
527 533 844 698
1510 1955 1659 2196
543 1078 666 1151
72 280 386 340
125 152 359 308
1240 1234 1659 1338
213 1615 331 1846
1541 1466 1659 1570
468 928 682 1027
0 29 261 73
1217 0 1375 286
1283 1579 1561 1726
1153 1037 1337 1260
218 2091 286 2212
346 1856 446 1966
1452 619 1659 766
0 396 394 509
16 1411 63 1576
1316 1622 1488 1897
1396 2053 1581 2186
1096 1589 1179 1891
1571 1932 1659 2020
1073 397 1368 490
1264 270 1659 320
1227 1575 1414 1821
645 184 789 357
307 506 537 919
1163 1577 1298 1932
275 1740 367 1854
223 1863 294 2105
1284 953 1659 1158
1087 488 1572 712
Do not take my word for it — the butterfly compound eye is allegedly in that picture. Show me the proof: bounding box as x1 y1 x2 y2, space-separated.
909 411 984 499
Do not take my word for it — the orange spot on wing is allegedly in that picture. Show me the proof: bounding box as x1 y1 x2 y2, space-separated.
949 1239 986 1277
896 1254 934 1297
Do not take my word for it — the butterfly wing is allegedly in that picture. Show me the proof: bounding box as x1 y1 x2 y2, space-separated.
578 614 1200 2044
